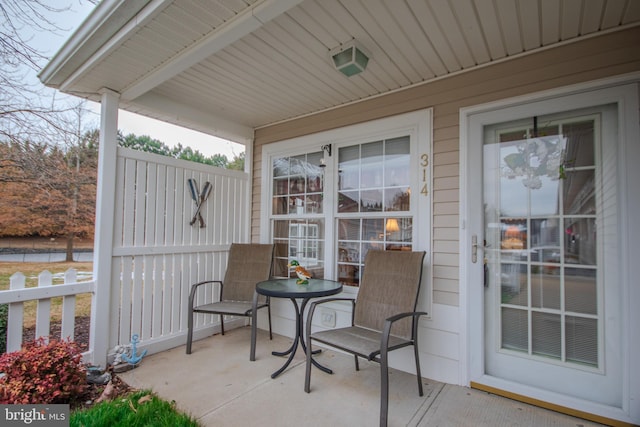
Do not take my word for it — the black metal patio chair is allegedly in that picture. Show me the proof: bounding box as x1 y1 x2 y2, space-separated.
186 243 274 355
304 249 427 427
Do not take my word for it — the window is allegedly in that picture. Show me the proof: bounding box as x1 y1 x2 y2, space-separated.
338 137 411 213
337 217 412 286
271 152 325 278
336 136 412 286
272 152 323 215
263 109 431 290
270 139 413 285
289 222 319 262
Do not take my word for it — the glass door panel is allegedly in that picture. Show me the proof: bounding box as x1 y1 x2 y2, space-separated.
484 113 601 368
469 96 625 411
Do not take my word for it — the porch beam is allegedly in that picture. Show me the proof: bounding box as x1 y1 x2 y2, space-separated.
121 0 305 101
130 92 254 144
90 88 120 368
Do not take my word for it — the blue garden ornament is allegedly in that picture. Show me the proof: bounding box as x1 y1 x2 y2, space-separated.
121 334 147 365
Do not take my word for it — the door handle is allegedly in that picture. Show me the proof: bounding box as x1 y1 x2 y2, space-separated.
472 235 478 263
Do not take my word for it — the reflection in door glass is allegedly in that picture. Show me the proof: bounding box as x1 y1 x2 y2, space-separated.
484 114 600 367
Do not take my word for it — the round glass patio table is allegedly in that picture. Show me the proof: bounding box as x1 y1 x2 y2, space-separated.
255 278 342 379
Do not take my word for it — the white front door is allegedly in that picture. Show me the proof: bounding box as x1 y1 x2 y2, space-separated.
464 85 636 420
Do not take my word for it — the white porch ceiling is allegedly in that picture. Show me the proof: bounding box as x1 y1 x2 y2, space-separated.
40 0 640 143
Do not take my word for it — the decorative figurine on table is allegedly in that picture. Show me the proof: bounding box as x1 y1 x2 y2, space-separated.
288 260 312 285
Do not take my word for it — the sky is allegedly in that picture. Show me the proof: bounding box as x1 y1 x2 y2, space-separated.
28 0 243 159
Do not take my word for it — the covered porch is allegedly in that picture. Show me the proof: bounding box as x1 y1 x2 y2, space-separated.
38 1 640 425
120 327 605 427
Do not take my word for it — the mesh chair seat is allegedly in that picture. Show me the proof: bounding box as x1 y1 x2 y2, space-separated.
193 300 268 317
310 326 410 360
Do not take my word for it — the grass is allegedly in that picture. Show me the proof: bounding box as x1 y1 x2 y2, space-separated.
70 390 199 427
0 261 93 328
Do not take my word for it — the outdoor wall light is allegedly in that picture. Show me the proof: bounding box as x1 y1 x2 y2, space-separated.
330 40 369 77
319 144 332 168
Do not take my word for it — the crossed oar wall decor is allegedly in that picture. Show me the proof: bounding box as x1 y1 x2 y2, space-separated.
187 178 212 228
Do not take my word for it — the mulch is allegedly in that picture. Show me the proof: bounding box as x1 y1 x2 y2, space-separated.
22 316 92 352
73 370 135 411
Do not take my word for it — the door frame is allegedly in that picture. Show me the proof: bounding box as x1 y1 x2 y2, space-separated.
459 74 640 424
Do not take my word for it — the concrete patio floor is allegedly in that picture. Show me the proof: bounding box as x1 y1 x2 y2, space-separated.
120 327 606 427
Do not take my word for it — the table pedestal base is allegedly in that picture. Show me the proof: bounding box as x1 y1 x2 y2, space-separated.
270 297 333 379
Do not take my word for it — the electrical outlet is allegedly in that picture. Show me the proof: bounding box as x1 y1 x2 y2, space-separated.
320 308 336 327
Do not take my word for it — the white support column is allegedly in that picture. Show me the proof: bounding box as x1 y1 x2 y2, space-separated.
90 88 119 367
244 135 254 243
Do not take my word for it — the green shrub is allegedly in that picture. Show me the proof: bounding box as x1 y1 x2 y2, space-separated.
0 304 7 354
0 337 87 404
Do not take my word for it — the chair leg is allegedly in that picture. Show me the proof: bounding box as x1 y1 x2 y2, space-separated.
412 316 424 396
354 355 360 371
220 314 225 335
250 313 257 362
304 329 313 393
380 348 389 427
413 342 424 396
250 291 258 361
267 299 273 340
186 308 194 354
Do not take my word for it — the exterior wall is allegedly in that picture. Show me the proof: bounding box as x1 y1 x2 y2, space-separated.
252 26 640 309
250 27 639 392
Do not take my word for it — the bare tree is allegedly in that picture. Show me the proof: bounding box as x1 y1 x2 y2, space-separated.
0 0 97 146
1 0 99 259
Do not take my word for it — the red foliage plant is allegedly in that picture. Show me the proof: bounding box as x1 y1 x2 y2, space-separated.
0 337 87 404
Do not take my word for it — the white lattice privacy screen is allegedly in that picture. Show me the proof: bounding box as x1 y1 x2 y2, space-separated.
109 147 249 353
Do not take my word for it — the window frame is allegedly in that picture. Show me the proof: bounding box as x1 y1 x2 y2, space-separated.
260 109 432 301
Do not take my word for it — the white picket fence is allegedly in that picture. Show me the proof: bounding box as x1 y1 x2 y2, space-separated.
0 269 95 355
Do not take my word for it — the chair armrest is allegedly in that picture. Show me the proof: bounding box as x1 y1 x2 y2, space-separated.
381 311 428 349
385 311 428 324
188 280 223 308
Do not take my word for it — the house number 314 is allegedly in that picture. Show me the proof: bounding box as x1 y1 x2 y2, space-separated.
420 154 429 196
